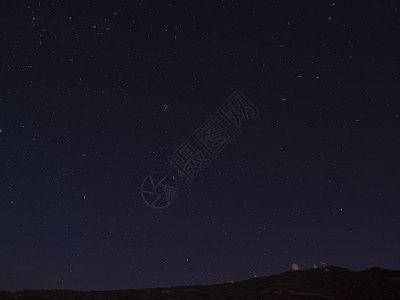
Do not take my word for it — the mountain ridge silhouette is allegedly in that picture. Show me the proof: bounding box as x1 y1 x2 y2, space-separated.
1 265 399 299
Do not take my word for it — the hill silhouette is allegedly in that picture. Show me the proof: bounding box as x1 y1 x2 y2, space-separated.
1 266 399 299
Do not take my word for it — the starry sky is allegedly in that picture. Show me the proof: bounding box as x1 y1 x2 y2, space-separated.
1 0 400 292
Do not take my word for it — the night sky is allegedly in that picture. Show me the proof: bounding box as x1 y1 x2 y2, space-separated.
1 0 400 292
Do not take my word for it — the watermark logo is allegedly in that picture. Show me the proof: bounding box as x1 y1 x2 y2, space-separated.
140 90 259 209
140 172 177 209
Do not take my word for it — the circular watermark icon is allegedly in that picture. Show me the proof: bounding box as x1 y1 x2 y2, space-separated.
141 172 178 209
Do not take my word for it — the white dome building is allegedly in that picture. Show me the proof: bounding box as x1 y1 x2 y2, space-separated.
290 263 299 271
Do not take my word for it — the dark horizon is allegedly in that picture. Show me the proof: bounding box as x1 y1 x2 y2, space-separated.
3 265 400 293
2 265 400 300
1 0 399 292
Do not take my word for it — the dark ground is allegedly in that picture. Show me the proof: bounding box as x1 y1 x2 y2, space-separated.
1 266 400 299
